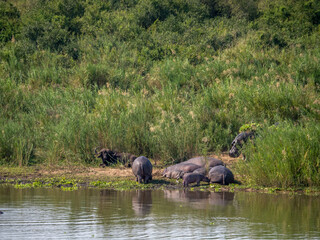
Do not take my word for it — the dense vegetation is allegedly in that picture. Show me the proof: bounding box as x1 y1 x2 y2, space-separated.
1 0 319 188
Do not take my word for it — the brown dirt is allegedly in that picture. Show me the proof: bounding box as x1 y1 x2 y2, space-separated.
0 152 240 181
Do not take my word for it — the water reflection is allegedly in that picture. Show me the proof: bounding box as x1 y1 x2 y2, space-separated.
0 185 320 239
163 190 235 209
132 190 152 216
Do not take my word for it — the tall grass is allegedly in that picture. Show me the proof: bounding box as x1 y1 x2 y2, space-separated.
0 0 319 191
236 122 320 188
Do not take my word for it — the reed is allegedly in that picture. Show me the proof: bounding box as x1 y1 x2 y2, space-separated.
0 0 319 192
236 122 320 188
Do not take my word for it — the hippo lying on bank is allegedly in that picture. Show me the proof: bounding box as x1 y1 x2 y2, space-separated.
163 162 202 179
163 156 224 179
192 167 207 176
184 156 224 168
95 148 137 167
132 156 153 184
183 173 210 187
208 165 235 185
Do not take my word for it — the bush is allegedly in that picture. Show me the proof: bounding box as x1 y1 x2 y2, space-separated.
0 1 20 43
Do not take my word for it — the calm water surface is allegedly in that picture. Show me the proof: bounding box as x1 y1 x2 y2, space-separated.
0 185 320 239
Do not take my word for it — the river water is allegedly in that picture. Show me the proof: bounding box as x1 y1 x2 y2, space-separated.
0 185 319 239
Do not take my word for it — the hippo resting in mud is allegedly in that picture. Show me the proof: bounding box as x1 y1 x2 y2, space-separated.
208 165 235 185
95 148 137 167
184 156 224 168
183 173 210 187
132 156 153 184
163 162 202 179
163 156 224 179
229 131 255 158
192 167 207 176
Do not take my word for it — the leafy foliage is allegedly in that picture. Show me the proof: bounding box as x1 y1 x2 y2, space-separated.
0 0 320 187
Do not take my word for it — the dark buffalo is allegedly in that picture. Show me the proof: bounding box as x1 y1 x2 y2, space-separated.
95 148 137 167
132 156 153 184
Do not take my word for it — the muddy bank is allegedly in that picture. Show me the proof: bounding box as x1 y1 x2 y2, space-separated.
0 153 243 191
1 153 319 195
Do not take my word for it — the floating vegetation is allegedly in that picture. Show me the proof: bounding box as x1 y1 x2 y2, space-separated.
12 177 81 190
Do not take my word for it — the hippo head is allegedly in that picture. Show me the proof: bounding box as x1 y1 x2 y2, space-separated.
97 148 112 159
162 168 169 177
202 176 210 183
171 170 184 179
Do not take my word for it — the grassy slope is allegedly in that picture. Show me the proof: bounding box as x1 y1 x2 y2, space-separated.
0 0 320 188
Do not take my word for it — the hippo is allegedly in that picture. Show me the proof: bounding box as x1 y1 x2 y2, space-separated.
229 131 256 158
95 148 137 167
132 190 152 216
183 173 210 187
162 162 201 179
208 165 235 185
184 156 224 168
165 169 185 179
132 156 153 184
192 167 207 176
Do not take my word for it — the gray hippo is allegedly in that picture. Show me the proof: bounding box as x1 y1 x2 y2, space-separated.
208 165 235 185
183 173 210 187
132 156 153 184
95 148 137 167
163 157 224 179
165 169 185 179
192 167 207 176
229 131 255 158
162 162 201 179
184 156 224 168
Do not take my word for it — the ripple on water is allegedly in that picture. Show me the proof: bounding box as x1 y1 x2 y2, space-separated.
1 187 320 239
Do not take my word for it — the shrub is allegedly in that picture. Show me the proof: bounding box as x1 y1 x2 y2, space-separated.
0 1 20 43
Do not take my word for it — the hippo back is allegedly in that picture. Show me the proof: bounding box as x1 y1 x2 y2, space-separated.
163 162 201 179
185 156 224 168
209 165 234 185
132 156 153 183
192 167 207 175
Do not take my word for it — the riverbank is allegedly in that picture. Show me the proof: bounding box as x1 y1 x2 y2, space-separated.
1 153 319 195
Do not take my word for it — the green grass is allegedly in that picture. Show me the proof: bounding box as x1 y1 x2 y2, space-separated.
0 0 320 188
236 122 320 188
